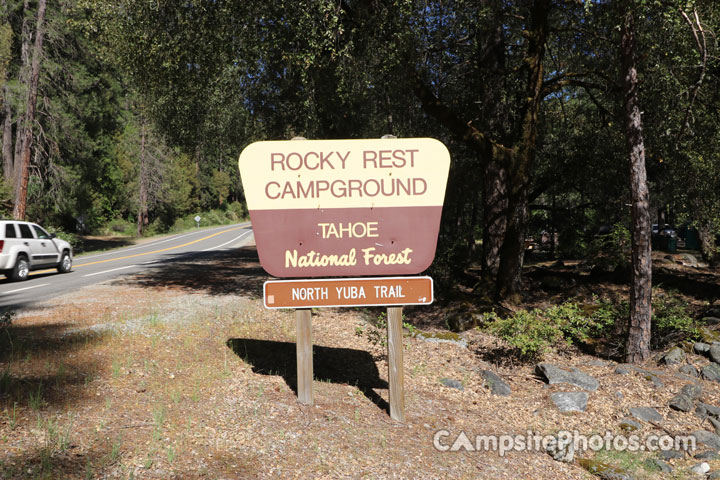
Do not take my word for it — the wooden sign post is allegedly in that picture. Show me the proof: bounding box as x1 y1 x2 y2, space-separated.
295 308 313 405
238 137 450 421
386 306 405 422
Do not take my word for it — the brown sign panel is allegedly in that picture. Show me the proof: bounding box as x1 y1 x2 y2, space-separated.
238 138 450 278
264 276 433 309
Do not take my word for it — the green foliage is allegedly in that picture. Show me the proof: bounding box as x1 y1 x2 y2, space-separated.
651 290 699 347
104 218 135 236
587 223 632 271
489 309 564 360
355 313 387 348
487 298 617 360
45 227 79 250
0 310 13 330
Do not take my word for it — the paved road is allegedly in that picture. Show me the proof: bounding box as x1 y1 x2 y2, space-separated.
0 222 253 310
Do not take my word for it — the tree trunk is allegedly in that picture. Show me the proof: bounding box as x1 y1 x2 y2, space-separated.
12 0 32 173
13 0 46 220
494 0 549 300
698 222 718 266
481 157 507 281
413 0 550 302
2 88 12 179
621 6 652 363
137 120 148 236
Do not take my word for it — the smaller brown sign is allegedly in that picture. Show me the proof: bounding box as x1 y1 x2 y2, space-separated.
264 276 433 309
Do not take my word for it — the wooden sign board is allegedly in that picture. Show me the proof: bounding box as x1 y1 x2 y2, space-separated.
264 276 433 309
238 138 450 277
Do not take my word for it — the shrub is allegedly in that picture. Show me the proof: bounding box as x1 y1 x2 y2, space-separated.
652 290 699 347
46 227 79 250
227 201 247 219
488 298 618 360
587 222 631 271
489 309 564 360
105 218 135 236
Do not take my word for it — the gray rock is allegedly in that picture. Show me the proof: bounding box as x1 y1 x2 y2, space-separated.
702 363 720 382
692 430 720 450
536 363 600 391
578 459 634 480
657 449 684 461
710 344 720 364
681 253 699 267
669 394 694 412
697 402 720 418
709 472 720 480
694 450 720 460
694 342 711 355
662 347 685 365
480 370 511 396
647 374 664 388
585 359 608 367
644 458 672 473
689 462 710 475
681 384 703 400
550 392 588 413
440 378 463 390
710 417 720 436
615 365 631 375
679 365 699 377
619 418 642 432
545 436 575 463
629 407 663 423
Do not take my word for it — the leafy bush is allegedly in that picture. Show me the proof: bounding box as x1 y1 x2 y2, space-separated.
488 309 564 360
652 290 699 347
487 298 617 360
587 222 631 271
46 227 79 250
227 201 247 220
104 218 135 236
170 216 195 232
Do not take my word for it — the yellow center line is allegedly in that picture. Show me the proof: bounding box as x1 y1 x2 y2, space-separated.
30 226 246 275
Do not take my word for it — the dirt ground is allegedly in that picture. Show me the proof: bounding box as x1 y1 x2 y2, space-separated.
1 246 719 479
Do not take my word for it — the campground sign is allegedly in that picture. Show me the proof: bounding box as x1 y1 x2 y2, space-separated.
238 138 451 278
238 137 450 421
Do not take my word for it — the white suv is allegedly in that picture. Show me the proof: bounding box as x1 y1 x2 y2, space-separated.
0 220 73 281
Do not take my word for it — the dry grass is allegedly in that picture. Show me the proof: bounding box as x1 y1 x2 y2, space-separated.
0 247 718 479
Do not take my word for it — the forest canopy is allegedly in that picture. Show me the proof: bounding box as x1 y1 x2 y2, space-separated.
1 0 719 303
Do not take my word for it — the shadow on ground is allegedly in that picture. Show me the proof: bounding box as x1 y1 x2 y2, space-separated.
226 338 389 413
525 263 720 301
0 446 111 479
75 235 134 254
118 246 268 298
0 323 103 410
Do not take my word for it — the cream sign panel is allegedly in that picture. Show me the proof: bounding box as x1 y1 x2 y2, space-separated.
238 138 451 277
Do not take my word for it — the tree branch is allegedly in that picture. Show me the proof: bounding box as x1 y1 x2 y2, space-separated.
677 7 708 139
412 72 494 155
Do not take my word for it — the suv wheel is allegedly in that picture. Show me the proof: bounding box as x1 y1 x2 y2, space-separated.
57 251 72 273
11 255 29 281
